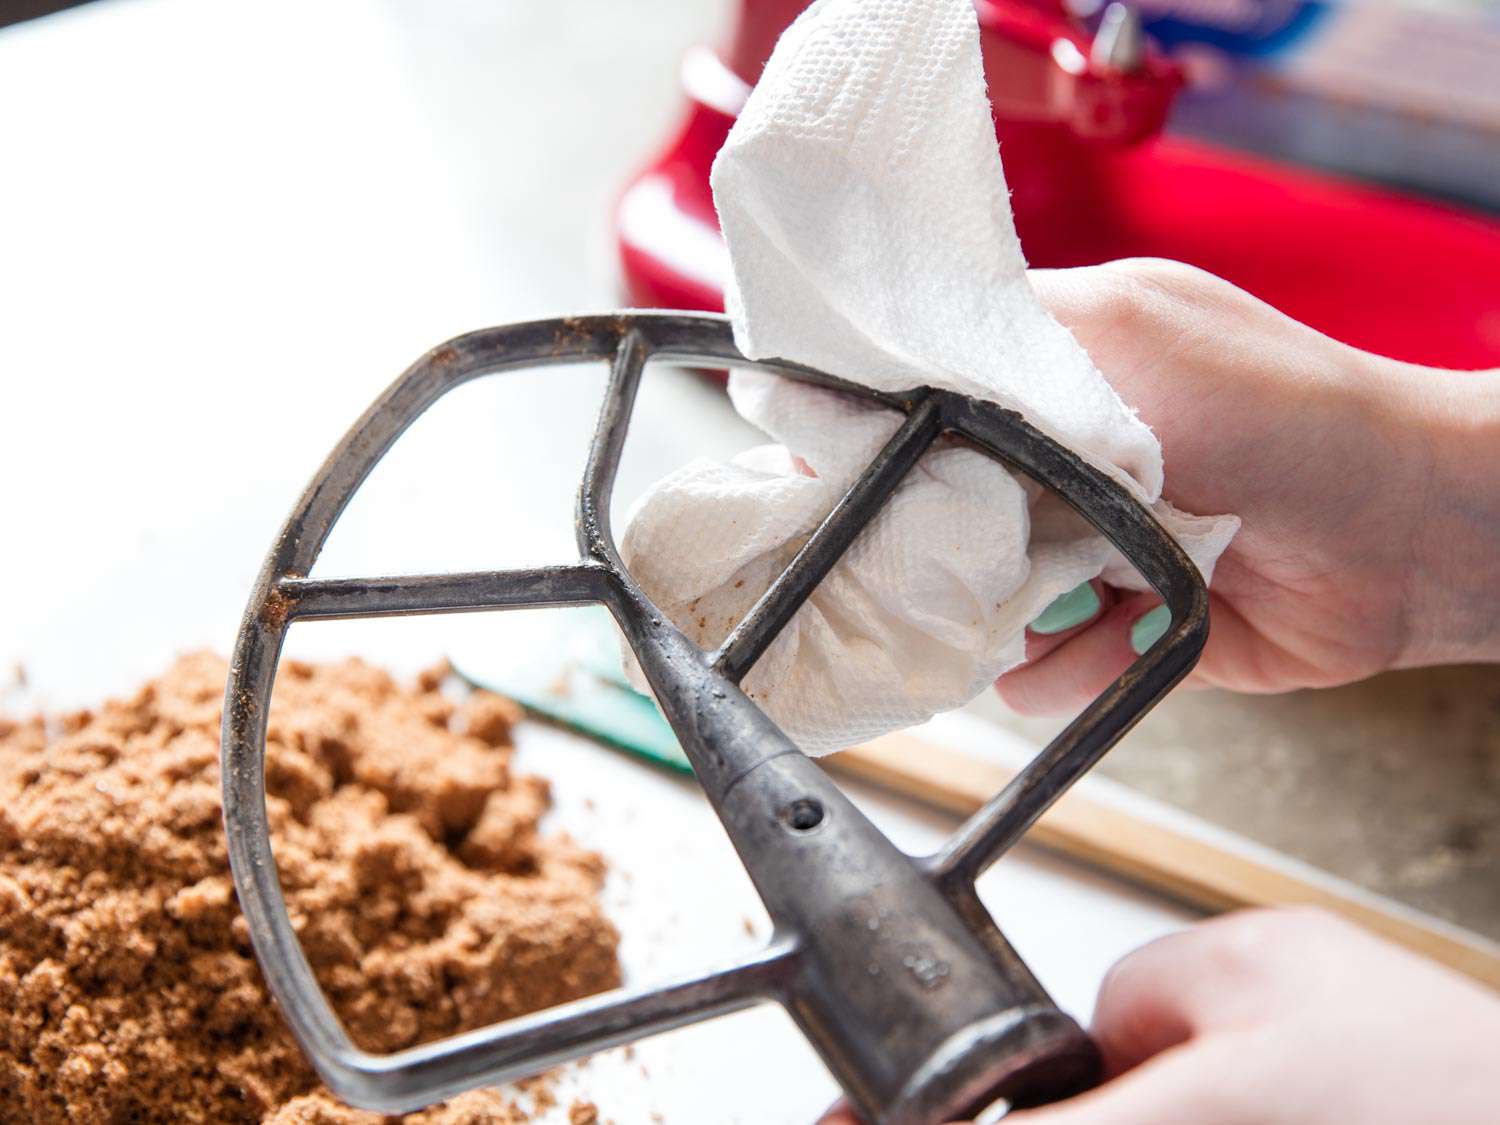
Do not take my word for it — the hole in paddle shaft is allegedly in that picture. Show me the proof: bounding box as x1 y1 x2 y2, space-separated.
781 798 824 832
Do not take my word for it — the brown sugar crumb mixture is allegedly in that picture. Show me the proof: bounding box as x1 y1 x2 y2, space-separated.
0 653 621 1123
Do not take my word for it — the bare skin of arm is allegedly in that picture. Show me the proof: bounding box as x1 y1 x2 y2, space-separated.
1000 258 1500 715
820 260 1500 1124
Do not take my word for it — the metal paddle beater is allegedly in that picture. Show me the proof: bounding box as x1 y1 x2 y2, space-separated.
222 312 1207 1125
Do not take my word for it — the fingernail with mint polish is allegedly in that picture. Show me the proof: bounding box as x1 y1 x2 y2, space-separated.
1031 582 1102 635
1130 605 1172 654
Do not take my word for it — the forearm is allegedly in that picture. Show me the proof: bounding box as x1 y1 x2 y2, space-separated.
1378 358 1500 667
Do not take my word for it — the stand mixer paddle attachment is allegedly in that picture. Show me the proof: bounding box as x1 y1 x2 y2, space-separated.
221 312 1209 1124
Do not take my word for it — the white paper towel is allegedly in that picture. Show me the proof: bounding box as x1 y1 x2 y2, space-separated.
621 0 1238 754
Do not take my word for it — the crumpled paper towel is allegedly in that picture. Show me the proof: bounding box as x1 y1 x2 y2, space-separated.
621 0 1239 755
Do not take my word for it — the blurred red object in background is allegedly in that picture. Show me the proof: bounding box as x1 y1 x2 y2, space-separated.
617 0 1500 370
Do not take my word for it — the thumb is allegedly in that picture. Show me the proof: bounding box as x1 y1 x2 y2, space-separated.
1006 1038 1243 1125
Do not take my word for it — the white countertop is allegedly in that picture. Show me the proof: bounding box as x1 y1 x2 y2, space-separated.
0 1 1193 1119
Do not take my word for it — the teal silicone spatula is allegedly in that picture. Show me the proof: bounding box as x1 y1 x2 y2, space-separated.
448 604 691 774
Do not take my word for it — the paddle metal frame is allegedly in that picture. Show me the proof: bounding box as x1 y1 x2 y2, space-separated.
222 312 1208 1124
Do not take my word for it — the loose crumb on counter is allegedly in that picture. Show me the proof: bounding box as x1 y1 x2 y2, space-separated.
0 653 620 1123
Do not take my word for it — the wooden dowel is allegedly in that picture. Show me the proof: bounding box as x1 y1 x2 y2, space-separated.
830 733 1500 991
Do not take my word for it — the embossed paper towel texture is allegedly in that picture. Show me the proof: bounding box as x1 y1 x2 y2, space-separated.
621 0 1238 754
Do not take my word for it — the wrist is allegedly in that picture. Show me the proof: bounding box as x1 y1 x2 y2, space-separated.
1378 358 1500 667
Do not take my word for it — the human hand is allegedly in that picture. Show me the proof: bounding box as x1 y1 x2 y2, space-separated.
1006 907 1500 1124
998 259 1500 714
816 908 1500 1125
